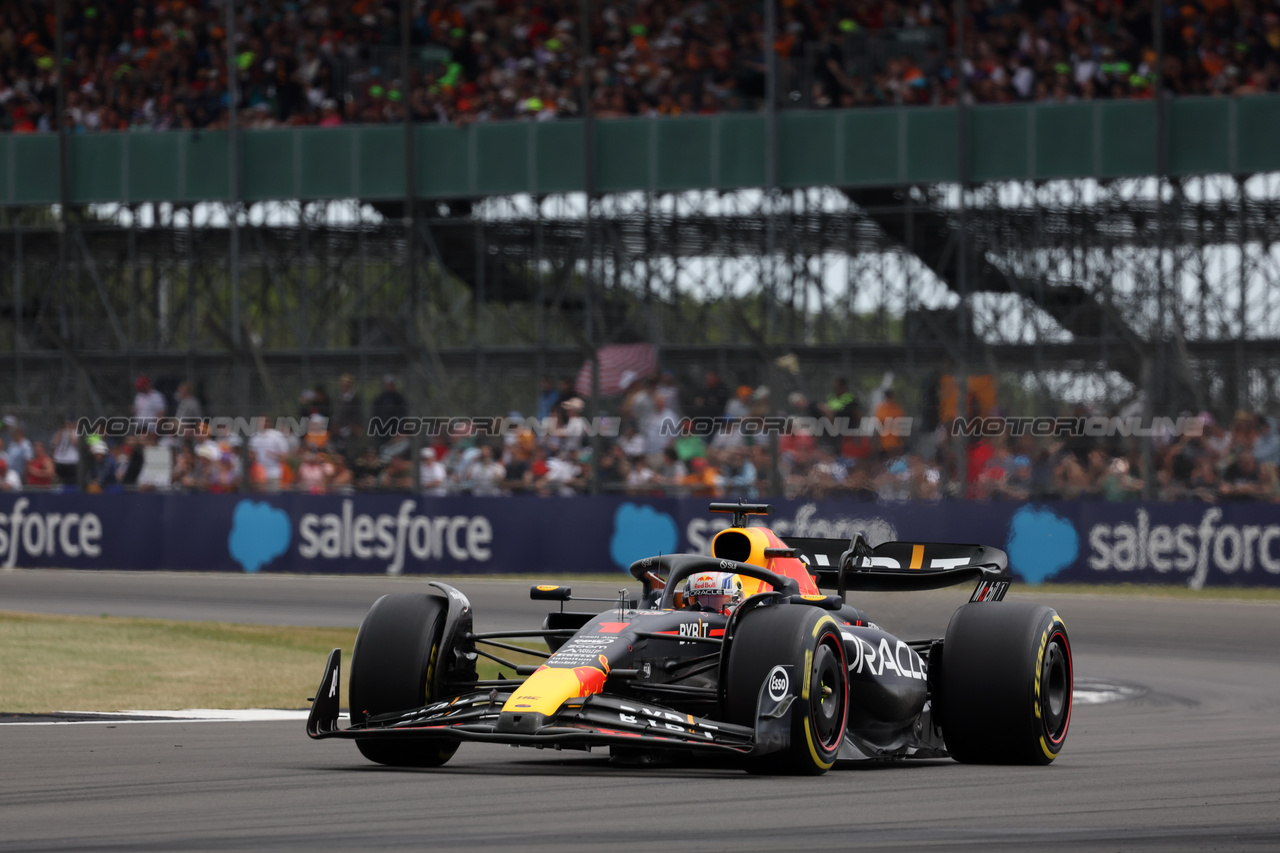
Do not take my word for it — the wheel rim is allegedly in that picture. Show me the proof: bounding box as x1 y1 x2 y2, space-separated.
810 641 846 750
1040 631 1071 741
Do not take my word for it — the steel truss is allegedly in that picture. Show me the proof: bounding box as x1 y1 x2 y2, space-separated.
3 174 1280 434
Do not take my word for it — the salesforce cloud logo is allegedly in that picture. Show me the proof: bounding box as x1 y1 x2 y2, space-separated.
228 500 292 573
609 503 677 570
1006 505 1079 584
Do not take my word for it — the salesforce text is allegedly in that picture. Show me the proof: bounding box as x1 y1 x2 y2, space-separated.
297 499 492 574
0 498 103 566
1088 507 1280 588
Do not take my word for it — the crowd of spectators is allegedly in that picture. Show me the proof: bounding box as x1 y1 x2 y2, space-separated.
2 0 1279 135
3 367 1279 505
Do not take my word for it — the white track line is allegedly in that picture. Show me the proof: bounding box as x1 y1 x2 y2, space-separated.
0 710 348 726
1072 680 1145 705
1073 688 1144 705
2 682 1139 726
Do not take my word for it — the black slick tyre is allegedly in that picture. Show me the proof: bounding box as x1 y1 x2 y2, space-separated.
724 603 848 775
348 592 459 767
938 601 1072 765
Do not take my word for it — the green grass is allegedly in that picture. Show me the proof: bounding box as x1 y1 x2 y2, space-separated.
0 611 546 714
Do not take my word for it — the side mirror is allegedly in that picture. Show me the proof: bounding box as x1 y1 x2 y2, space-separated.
530 584 572 601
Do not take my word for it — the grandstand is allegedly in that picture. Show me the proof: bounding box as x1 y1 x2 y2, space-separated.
2 0 1280 502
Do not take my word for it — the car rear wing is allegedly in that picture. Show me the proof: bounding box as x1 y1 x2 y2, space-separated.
782 535 1009 601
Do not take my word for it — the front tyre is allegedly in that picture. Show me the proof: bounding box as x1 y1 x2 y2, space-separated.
724 604 848 775
939 602 1072 765
348 592 459 768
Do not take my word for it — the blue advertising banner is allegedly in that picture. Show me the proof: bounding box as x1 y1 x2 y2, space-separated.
0 493 1277 588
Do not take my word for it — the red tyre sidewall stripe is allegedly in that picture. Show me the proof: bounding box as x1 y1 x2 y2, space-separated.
1046 626 1072 747
819 629 848 752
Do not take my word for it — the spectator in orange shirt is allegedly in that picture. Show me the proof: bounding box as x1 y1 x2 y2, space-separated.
682 455 724 498
302 414 330 452
245 450 268 491
874 390 906 454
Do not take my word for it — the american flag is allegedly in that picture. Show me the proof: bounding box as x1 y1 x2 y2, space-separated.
575 343 657 397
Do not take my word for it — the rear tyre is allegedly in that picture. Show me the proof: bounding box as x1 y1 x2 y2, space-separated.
724 604 848 775
939 602 1072 765
348 592 459 768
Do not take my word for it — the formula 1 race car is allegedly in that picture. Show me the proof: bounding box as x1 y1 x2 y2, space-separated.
307 502 1072 773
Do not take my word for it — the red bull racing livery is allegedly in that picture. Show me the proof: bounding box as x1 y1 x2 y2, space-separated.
307 502 1073 772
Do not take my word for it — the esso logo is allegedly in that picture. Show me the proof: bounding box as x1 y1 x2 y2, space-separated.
767 665 790 702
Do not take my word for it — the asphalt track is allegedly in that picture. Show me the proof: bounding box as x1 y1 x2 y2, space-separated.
2 569 1279 851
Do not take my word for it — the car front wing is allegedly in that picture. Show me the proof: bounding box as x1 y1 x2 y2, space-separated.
306 649 756 755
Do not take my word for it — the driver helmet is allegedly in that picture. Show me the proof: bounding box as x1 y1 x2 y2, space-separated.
684 571 743 613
